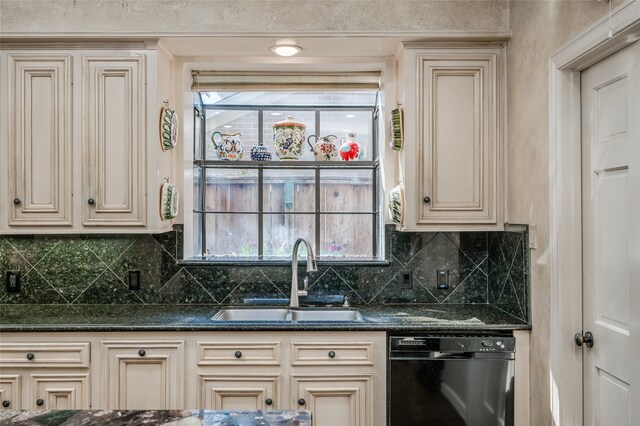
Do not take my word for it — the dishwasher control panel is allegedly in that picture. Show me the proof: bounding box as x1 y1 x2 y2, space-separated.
390 335 516 354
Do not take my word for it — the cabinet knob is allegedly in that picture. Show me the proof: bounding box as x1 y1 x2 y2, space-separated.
234 351 242 359
328 350 336 358
88 198 95 205
2 400 10 408
13 198 21 205
298 398 306 406
36 399 44 407
265 398 273 406
26 352 34 360
423 196 431 203
138 349 146 357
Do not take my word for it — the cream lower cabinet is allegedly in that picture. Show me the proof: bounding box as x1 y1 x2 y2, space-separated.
395 42 506 231
193 332 385 426
100 340 185 410
0 341 91 410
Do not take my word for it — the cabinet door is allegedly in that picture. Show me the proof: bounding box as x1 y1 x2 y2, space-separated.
101 341 184 410
198 374 280 410
414 50 502 227
8 55 72 226
83 56 146 226
291 374 373 426
0 375 21 410
30 373 90 410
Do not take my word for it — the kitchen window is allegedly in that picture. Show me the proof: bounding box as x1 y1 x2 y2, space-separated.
191 73 383 262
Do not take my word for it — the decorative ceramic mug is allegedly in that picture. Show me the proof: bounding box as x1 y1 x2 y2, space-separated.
307 134 338 161
211 132 244 161
250 145 272 161
339 132 362 161
273 116 306 160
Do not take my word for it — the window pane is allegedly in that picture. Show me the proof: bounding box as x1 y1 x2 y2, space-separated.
321 214 373 258
193 165 203 211
320 169 373 213
264 169 315 213
193 212 203 256
205 168 258 212
263 213 315 257
206 213 258 256
262 111 315 161
194 108 204 160
205 110 257 160
320 111 373 160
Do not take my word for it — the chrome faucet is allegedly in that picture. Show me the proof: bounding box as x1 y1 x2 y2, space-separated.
290 237 317 308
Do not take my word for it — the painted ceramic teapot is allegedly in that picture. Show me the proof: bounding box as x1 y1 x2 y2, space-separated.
307 134 338 161
250 145 272 161
273 116 306 160
211 131 244 161
339 132 362 161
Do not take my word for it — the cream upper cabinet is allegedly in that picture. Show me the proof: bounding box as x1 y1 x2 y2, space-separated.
0 40 175 234
7 55 73 227
83 56 146 226
396 43 506 231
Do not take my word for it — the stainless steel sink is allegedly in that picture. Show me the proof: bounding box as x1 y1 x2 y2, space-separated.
290 309 363 322
211 308 363 322
211 308 291 321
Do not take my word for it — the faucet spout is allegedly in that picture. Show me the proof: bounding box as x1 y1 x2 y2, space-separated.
290 237 317 308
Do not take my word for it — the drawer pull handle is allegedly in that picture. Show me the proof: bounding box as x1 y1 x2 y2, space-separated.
423 196 431 203
36 399 44 407
13 198 21 205
138 349 146 357
235 351 242 359
2 400 10 408
298 398 306 406
26 352 34 360
265 398 273 406
88 198 95 205
328 350 336 358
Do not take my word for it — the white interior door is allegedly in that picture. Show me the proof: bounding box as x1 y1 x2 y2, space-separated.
581 40 640 426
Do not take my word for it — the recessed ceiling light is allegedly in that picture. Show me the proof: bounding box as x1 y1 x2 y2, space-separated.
270 45 303 57
223 125 232 129
270 112 283 116
342 129 352 133
345 114 356 118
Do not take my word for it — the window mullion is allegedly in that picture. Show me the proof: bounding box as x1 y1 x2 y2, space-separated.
258 109 264 257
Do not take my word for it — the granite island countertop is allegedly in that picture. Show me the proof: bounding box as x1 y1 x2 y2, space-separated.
0 304 529 332
0 410 310 425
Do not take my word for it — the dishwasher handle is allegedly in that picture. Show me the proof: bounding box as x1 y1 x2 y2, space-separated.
389 351 515 361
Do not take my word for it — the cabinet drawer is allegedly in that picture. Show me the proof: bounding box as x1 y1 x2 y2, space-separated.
291 342 374 366
0 343 90 368
198 342 280 366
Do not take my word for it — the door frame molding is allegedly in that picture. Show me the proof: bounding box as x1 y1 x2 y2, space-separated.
549 1 640 424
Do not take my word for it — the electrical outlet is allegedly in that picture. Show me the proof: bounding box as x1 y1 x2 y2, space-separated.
437 270 449 290
6 270 21 293
400 270 412 289
128 270 141 290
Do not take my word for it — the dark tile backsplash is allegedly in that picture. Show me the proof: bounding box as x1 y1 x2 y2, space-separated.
0 225 529 322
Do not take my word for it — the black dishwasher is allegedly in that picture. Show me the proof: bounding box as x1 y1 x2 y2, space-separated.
388 334 515 426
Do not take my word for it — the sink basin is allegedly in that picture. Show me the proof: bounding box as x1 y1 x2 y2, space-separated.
211 308 363 322
290 309 363 322
211 308 291 321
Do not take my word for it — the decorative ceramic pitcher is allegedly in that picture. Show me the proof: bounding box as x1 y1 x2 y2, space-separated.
307 134 338 161
211 132 244 161
339 132 361 161
273 116 306 160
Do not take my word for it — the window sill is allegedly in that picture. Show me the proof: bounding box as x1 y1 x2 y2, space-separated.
178 257 391 267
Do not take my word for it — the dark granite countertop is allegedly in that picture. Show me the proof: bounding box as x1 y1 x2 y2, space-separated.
0 304 529 332
0 410 310 425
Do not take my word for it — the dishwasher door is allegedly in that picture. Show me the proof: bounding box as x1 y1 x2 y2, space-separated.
388 335 515 426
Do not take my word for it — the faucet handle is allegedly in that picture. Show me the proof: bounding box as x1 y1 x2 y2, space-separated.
299 277 309 297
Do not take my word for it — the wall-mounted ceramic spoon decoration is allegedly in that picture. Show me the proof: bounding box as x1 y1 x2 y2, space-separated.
160 100 178 151
160 181 179 220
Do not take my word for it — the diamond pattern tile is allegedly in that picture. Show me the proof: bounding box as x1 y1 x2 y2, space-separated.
221 269 286 304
